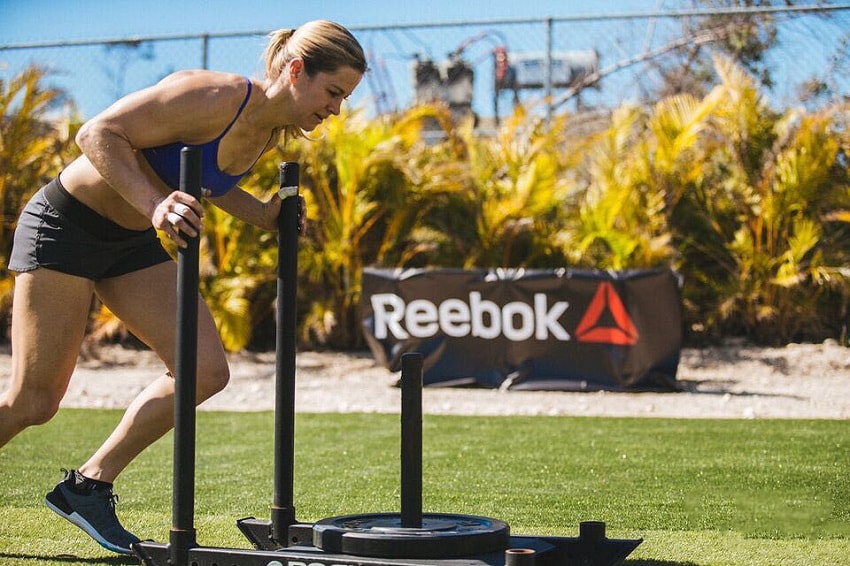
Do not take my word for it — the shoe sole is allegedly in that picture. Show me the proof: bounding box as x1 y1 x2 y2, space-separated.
45 497 135 555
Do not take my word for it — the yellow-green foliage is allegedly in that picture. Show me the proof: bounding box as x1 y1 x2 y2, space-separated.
2 60 848 349
0 66 80 339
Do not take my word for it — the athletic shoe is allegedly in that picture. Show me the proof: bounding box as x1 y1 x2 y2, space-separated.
44 469 140 555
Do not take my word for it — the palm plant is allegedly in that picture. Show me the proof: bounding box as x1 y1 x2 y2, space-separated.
292 103 508 346
681 58 849 342
0 65 79 339
428 105 573 269
554 84 726 272
555 104 675 270
820 102 850 343
293 108 400 347
197 170 280 352
368 104 473 268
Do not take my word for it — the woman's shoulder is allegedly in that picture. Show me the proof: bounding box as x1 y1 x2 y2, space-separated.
140 71 253 114
156 70 249 92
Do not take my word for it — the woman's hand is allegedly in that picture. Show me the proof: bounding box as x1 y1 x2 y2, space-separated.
261 193 306 233
151 192 205 248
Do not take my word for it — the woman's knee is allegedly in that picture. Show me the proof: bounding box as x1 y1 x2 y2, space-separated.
196 357 230 400
6 389 63 428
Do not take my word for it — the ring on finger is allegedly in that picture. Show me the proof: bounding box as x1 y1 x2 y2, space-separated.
167 211 182 225
174 203 190 216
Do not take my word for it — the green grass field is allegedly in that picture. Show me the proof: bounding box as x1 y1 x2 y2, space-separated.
1 409 848 565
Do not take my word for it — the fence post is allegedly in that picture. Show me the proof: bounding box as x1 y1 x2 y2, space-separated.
545 17 553 127
201 34 209 70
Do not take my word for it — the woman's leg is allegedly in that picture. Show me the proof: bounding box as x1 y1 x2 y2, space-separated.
0 270 94 448
78 260 229 483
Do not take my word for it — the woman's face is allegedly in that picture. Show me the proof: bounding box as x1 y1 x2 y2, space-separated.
290 62 363 131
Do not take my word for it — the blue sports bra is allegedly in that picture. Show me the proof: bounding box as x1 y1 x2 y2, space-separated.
142 77 256 197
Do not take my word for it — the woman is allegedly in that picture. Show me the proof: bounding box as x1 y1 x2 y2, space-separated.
0 20 366 554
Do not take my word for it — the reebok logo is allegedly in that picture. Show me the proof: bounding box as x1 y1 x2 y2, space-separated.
575 281 639 345
370 283 640 346
371 292 570 342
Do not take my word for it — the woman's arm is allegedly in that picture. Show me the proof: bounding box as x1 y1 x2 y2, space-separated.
75 70 247 238
208 187 282 231
208 187 306 233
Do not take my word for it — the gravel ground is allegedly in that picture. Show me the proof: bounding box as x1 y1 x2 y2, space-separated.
1 341 847 419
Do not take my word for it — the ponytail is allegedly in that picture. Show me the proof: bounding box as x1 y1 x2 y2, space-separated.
263 28 296 81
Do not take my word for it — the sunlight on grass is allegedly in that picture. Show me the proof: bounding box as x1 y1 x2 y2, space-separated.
1 409 847 565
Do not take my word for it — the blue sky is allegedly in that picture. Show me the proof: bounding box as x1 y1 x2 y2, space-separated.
0 1 657 43
0 0 664 117
2 1 844 118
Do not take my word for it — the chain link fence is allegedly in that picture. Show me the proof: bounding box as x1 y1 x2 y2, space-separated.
2 5 849 121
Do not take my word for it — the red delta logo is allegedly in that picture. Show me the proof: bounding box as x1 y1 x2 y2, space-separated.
575 281 639 345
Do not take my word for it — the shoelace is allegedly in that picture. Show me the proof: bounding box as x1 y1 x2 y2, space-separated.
60 467 123 516
107 492 120 511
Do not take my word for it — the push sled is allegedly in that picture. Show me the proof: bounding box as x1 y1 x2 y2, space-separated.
133 150 642 566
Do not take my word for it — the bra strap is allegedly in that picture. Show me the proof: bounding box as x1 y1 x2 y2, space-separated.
217 77 253 138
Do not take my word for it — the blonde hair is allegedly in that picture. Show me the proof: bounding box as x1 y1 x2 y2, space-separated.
264 20 367 141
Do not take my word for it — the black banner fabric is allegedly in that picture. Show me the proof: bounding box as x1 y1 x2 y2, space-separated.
360 267 683 391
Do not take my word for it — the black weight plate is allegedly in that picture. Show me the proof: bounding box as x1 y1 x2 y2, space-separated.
313 513 510 558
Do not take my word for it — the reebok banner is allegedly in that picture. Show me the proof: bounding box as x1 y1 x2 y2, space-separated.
360 267 682 391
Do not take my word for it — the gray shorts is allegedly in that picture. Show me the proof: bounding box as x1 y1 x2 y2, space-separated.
8 177 173 280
